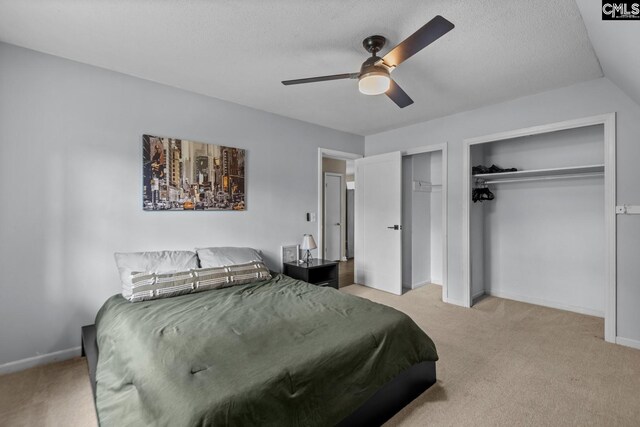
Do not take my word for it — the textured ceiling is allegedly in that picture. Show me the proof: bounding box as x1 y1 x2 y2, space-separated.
576 0 640 108
0 0 603 135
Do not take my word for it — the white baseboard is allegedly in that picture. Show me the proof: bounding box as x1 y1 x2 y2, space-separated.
410 281 442 290
442 296 468 307
616 336 640 350
486 289 604 318
411 281 431 289
0 346 81 375
472 290 486 301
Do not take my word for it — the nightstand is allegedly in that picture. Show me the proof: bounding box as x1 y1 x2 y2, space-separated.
282 258 339 289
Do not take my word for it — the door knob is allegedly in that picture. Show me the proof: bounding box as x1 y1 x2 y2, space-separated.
387 225 402 230
334 223 340 226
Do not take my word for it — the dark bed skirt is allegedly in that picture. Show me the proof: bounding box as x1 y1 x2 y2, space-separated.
337 360 436 426
81 324 436 426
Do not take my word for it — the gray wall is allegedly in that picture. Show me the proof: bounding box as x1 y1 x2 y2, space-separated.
0 43 363 366
366 77 640 344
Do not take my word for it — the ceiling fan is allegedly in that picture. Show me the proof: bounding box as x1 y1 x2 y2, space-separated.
281 15 454 108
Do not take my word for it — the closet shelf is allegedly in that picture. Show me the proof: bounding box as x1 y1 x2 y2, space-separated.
474 164 604 184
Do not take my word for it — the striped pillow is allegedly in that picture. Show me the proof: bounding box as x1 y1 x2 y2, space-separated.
194 261 272 292
126 261 271 302
128 270 196 302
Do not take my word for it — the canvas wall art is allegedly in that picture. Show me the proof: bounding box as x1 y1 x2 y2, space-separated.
143 134 246 211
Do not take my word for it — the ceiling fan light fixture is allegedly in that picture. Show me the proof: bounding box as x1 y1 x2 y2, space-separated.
358 71 391 95
281 15 455 108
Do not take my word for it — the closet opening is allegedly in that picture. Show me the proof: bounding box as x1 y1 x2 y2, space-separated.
462 114 616 343
401 146 447 299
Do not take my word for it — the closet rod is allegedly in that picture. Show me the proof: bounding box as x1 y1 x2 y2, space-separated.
480 172 603 185
616 205 640 215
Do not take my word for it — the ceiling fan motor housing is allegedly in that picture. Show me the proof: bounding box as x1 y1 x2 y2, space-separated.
359 57 390 80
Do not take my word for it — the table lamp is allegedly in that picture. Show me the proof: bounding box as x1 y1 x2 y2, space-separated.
301 234 317 264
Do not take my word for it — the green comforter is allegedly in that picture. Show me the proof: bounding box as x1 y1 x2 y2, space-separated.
95 274 438 426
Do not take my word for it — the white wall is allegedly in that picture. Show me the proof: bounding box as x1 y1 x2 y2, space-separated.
410 153 432 287
0 42 364 367
477 125 605 316
402 152 443 289
366 77 640 345
470 146 486 298
429 151 443 285
401 156 413 287
576 0 640 109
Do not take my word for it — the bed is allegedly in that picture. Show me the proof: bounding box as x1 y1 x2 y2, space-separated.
84 273 438 426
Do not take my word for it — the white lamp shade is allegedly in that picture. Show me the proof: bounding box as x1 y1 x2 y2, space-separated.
301 234 317 250
358 73 391 95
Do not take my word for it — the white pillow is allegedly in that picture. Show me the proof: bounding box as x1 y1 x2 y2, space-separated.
196 247 263 268
114 250 199 299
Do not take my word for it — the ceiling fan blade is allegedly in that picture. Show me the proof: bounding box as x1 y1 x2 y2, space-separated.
282 73 359 86
386 79 414 108
381 15 454 68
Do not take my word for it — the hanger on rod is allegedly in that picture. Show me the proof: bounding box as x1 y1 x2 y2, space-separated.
472 179 494 203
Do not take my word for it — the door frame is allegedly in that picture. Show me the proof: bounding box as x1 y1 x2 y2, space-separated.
317 148 363 264
402 143 449 302
324 172 345 261
461 113 617 343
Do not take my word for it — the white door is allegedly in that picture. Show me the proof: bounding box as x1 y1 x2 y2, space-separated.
324 173 342 261
355 152 403 295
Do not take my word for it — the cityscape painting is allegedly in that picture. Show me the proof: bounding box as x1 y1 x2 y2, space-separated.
143 134 245 211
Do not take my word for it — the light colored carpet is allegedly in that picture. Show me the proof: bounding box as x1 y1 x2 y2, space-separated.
1 284 639 426
342 285 640 426
0 357 97 427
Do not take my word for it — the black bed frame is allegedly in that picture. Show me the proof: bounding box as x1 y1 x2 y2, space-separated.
81 325 435 426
